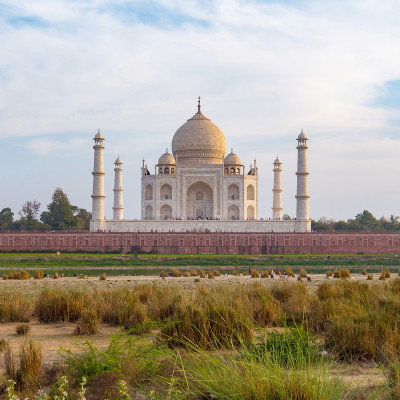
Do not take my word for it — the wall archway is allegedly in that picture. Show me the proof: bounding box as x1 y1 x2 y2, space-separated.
145 205 153 219
145 185 153 200
228 204 239 220
186 181 213 219
247 184 255 200
247 205 255 220
160 184 172 200
160 204 172 219
228 184 239 200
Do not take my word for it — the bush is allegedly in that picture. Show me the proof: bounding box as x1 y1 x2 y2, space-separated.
2 274 8 280
159 270 168 278
184 271 191 277
261 270 270 278
5 339 42 390
251 269 260 278
362 269 367 275
16 323 31 335
171 269 181 277
326 270 333 278
340 269 351 278
367 274 373 280
299 268 307 278
20 270 31 280
74 308 99 335
285 267 295 277
190 270 198 277
333 270 341 278
233 269 239 276
0 292 31 322
34 270 44 279
213 270 221 277
99 273 107 280
384 269 391 278
208 271 215 279
199 270 206 278
53 272 59 279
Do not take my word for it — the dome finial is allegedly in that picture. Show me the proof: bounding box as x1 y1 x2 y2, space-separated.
166 147 168 153
197 96 201 112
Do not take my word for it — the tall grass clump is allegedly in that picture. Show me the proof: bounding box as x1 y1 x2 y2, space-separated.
362 269 367 275
326 270 333 278
74 308 99 335
199 270 206 278
159 270 168 278
251 269 259 278
0 292 31 322
333 270 341 278
299 268 308 278
261 270 270 278
157 329 355 400
367 273 374 280
99 273 107 280
16 323 31 335
5 339 42 390
284 266 295 277
190 270 198 276
184 271 191 277
171 269 181 277
35 288 91 322
34 270 44 279
340 268 350 278
213 270 221 277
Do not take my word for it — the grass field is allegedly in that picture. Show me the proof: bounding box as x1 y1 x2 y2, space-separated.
1 271 400 399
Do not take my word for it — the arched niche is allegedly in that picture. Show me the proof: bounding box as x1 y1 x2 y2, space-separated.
247 205 255 220
247 184 255 200
145 205 153 219
228 204 239 220
145 184 153 200
186 181 213 219
160 184 172 200
160 204 172 219
228 184 239 200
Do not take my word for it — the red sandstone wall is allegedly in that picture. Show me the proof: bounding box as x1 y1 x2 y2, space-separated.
1 232 400 254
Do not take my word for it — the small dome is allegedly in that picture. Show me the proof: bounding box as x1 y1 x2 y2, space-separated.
379 216 388 222
274 155 281 164
95 129 104 140
158 150 176 165
224 149 241 165
297 129 308 140
114 156 122 165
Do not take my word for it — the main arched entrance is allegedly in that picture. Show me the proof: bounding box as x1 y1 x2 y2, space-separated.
186 181 213 219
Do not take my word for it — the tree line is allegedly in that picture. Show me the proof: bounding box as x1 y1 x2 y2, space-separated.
0 188 91 231
311 210 400 232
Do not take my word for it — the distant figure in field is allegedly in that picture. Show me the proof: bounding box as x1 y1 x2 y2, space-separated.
307 276 311 282
297 277 302 282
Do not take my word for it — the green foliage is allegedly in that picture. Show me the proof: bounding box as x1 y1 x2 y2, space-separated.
0 207 14 230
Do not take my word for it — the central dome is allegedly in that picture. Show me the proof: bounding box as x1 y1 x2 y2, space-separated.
172 104 226 165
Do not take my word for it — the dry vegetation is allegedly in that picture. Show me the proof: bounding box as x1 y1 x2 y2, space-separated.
0 271 400 398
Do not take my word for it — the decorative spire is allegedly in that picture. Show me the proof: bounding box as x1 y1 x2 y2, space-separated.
166 147 168 153
197 96 201 112
231 148 234 153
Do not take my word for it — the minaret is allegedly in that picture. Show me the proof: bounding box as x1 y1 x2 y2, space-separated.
272 156 283 220
91 129 106 221
295 129 310 221
113 156 124 220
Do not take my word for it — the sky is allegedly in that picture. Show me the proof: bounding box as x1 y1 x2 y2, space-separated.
1 0 400 222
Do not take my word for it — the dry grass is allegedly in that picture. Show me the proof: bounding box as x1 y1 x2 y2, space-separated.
159 270 168 278
34 270 44 280
171 268 181 277
199 270 206 278
53 272 59 279
285 266 295 277
299 268 308 278
0 292 31 322
251 269 260 278
99 273 107 280
74 308 99 335
190 270 198 276
16 323 31 335
261 270 270 278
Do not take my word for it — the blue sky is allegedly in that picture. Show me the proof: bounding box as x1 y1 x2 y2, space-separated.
0 0 400 221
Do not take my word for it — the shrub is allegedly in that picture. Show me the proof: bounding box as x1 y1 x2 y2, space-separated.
367 274 373 280
213 270 221 277
261 270 270 278
53 272 59 279
384 269 391 278
251 269 260 278
159 270 168 278
285 267 295 277
74 308 99 335
233 269 239 276
16 323 31 335
20 270 31 280
0 338 5 351
5 339 42 390
184 271 191 277
299 268 308 278
0 292 31 322
379 272 386 281
340 269 350 278
362 269 367 275
194 278 200 283
2 274 8 280
326 270 333 277
99 273 107 280
34 270 44 279
190 270 198 276
333 270 341 278
171 268 181 277
208 271 215 279
199 270 206 278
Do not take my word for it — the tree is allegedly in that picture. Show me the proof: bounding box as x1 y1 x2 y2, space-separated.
334 220 348 231
41 188 74 230
73 208 91 231
282 214 291 220
354 210 379 231
18 200 41 231
0 208 14 230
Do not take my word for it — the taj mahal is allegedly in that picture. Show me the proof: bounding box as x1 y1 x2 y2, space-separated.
90 99 311 233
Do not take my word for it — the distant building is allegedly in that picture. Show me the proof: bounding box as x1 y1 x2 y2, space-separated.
90 99 310 233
